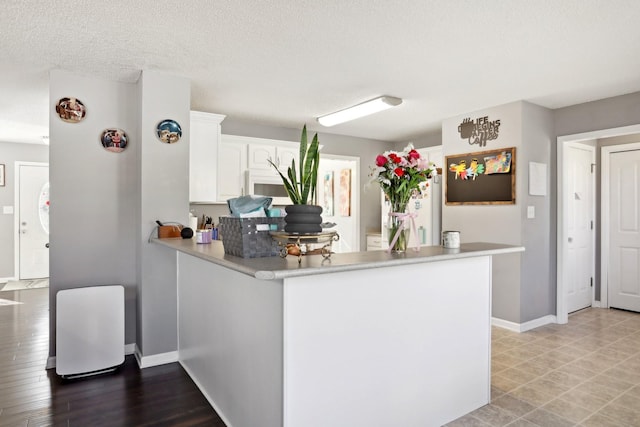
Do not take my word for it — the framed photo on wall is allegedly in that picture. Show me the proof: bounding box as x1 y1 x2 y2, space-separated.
0 164 4 186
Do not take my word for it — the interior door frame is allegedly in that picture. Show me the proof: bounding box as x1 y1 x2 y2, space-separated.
557 124 640 324
13 161 49 280
600 141 640 309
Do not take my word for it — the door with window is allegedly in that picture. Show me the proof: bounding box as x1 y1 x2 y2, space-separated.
18 163 49 279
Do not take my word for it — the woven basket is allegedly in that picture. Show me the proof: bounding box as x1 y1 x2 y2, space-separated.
219 216 285 258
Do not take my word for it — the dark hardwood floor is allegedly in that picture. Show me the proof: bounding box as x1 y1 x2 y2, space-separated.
0 288 226 426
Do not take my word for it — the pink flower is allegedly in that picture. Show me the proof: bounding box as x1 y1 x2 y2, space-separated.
417 158 431 171
408 149 420 161
375 155 387 167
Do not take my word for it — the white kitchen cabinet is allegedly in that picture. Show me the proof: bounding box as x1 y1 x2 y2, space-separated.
218 136 248 201
366 233 383 251
275 145 297 169
247 140 299 171
189 111 225 203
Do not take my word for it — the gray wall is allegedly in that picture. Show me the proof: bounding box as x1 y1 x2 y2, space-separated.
442 102 526 323
554 91 640 138
554 92 640 305
137 71 190 357
49 70 139 354
520 102 555 322
0 142 49 279
220 119 392 250
395 129 442 151
49 70 190 360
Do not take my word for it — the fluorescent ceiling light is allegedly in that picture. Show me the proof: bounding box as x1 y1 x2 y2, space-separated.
317 96 403 127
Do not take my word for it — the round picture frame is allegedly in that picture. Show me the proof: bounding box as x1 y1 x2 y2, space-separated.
55 97 86 123
156 119 182 144
100 128 128 153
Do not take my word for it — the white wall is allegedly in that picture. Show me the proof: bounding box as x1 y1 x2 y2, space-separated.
0 142 49 280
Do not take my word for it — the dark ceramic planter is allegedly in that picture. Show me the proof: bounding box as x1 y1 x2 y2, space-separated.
284 204 323 233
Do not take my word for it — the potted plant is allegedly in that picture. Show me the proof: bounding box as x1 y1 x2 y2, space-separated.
269 125 323 233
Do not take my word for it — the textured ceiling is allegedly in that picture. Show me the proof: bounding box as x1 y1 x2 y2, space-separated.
2 0 640 144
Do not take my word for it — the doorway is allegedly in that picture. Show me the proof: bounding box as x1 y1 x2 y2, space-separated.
14 162 49 280
557 124 640 323
317 154 360 253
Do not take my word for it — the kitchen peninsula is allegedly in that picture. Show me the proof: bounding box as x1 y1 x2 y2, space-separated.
154 238 523 427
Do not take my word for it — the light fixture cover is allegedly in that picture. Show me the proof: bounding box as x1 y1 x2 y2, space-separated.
317 96 403 127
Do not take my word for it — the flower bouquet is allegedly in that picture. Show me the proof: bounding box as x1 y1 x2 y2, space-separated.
370 144 437 252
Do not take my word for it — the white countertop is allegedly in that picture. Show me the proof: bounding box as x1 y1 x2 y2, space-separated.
153 238 524 280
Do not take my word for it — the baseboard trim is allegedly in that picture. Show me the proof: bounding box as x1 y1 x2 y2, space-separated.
134 344 179 369
492 315 557 333
0 276 16 284
46 356 56 370
591 301 602 308
125 343 136 355
46 343 137 370
180 361 234 427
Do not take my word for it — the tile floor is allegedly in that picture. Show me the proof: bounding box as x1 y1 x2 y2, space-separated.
447 307 640 426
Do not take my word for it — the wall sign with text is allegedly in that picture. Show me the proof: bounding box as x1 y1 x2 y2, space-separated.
458 116 501 147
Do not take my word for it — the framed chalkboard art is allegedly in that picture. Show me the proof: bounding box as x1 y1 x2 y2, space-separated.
445 147 516 205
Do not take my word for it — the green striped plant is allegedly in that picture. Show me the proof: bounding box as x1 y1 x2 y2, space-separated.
268 125 320 204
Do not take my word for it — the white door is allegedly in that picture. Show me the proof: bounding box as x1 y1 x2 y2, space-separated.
566 144 594 313
18 163 50 279
608 149 640 312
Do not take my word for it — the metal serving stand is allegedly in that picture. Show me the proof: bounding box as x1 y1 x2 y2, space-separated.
269 231 340 264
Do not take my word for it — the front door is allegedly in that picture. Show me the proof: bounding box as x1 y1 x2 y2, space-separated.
18 163 49 279
608 149 640 312
566 143 595 313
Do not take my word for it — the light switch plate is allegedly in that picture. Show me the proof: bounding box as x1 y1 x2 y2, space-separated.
3 206 14 214
527 206 535 219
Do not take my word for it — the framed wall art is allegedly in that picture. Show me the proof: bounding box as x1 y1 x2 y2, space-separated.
100 128 129 153
323 171 334 216
339 168 351 216
55 97 86 123
445 147 516 205
156 119 182 143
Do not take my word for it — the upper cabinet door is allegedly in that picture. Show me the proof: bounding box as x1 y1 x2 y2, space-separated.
218 138 248 202
248 144 277 170
277 146 298 170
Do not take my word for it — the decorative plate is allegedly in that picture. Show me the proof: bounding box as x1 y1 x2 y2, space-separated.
100 128 128 153
55 97 86 123
156 119 182 144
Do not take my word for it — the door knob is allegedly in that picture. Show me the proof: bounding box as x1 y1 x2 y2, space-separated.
568 237 573 243
45 243 50 248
